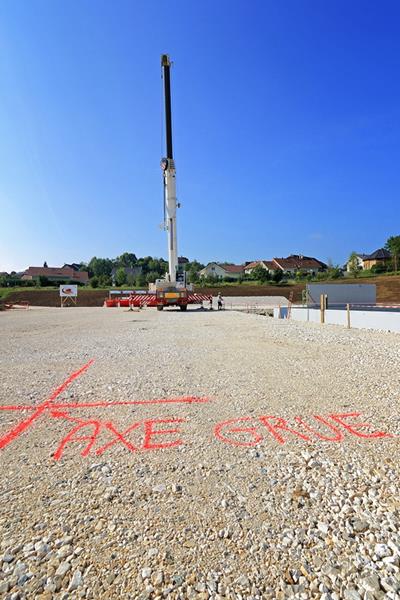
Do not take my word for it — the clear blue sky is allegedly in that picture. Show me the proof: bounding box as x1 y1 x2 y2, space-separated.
1 0 399 272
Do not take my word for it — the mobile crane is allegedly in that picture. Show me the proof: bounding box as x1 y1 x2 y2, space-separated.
152 54 192 311
105 55 211 310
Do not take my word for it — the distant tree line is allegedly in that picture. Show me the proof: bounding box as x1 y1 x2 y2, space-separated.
84 254 206 288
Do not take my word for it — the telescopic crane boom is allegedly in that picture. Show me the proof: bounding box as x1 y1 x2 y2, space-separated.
160 54 178 284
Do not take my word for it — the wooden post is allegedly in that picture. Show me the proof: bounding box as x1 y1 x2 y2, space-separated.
346 303 351 329
320 294 325 324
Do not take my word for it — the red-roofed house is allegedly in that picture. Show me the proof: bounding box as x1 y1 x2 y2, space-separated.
272 255 326 275
22 266 89 284
244 260 277 275
199 263 244 280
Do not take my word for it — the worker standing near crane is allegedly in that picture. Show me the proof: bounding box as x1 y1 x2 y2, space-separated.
217 292 224 311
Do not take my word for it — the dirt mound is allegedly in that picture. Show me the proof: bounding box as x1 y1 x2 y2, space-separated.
2 289 108 308
324 275 400 304
195 284 305 302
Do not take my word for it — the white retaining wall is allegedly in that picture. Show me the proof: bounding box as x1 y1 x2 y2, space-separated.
274 306 400 333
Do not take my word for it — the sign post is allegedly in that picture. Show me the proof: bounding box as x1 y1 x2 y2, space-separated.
60 285 78 307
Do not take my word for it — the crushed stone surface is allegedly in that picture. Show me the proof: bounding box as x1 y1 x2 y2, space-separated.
0 306 399 599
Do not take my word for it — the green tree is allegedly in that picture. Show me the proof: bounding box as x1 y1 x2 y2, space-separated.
272 270 283 283
147 259 160 273
187 270 199 284
135 273 147 287
137 256 168 278
185 259 204 283
145 271 160 284
137 256 153 274
90 276 99 288
116 252 137 268
115 267 127 286
251 265 270 283
126 274 136 287
88 257 113 277
184 259 204 272
348 252 360 278
385 235 400 272
98 274 112 287
38 275 50 286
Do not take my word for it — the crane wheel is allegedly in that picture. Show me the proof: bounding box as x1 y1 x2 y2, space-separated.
157 305 163 311
180 305 187 311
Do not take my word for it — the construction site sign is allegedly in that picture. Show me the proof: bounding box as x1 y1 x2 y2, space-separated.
60 285 78 307
60 285 78 297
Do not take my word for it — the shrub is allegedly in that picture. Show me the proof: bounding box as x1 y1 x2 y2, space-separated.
326 266 342 279
98 275 112 287
38 276 50 287
371 263 387 274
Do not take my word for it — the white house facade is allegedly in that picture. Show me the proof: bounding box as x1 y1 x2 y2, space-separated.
199 263 244 280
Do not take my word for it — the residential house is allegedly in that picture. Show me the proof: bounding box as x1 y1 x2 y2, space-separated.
272 255 326 275
346 254 369 272
200 256 325 280
362 248 391 270
22 266 89 284
244 260 277 275
199 263 244 280
62 263 81 271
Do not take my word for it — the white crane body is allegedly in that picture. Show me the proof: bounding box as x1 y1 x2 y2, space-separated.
163 158 178 284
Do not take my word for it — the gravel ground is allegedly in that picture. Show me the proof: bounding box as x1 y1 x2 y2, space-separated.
0 306 399 600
